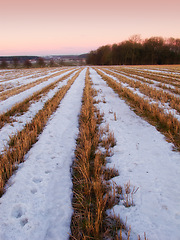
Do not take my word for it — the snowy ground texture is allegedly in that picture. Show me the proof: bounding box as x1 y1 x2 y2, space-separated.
0 69 86 240
90 68 180 240
0 67 180 240
0 68 74 114
0 70 78 153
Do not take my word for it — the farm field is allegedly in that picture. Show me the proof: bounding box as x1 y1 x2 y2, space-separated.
0 66 180 240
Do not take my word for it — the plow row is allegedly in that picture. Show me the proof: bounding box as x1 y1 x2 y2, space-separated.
0 66 179 240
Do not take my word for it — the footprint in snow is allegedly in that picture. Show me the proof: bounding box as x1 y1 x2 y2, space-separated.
31 188 37 194
11 205 25 219
20 218 28 227
32 177 43 183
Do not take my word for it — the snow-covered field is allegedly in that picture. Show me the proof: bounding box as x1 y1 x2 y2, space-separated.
90 68 180 240
97 68 180 121
0 70 78 153
0 68 75 114
0 66 180 240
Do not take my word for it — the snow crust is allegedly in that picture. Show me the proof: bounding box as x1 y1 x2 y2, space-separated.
107 68 179 97
0 67 180 240
0 71 78 153
0 68 86 240
0 69 74 114
98 69 180 121
90 68 180 240
0 70 62 94
0 68 67 84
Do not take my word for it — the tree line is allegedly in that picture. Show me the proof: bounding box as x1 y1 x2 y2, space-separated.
0 54 87 69
86 36 180 65
0 57 56 69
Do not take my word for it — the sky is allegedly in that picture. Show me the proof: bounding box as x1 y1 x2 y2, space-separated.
0 0 179 56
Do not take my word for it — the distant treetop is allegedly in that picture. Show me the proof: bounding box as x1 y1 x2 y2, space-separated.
86 36 180 65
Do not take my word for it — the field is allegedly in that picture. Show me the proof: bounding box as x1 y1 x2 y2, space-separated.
0 66 180 240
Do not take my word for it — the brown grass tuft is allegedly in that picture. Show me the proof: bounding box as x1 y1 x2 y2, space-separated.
71 68 130 239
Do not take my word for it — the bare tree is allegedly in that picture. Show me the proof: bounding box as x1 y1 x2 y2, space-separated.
23 59 32 68
0 60 8 69
37 57 45 67
49 59 56 67
13 57 19 68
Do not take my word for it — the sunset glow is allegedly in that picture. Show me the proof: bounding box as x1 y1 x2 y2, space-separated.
0 0 179 56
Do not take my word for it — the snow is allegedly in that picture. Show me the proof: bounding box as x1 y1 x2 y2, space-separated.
104 68 179 97
90 68 180 240
0 70 11 73
0 69 42 84
0 69 74 114
0 67 180 240
138 68 180 76
0 68 64 83
0 68 86 240
0 70 61 91
0 71 78 153
98 68 180 121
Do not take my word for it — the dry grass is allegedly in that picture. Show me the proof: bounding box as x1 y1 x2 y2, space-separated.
0 69 71 101
111 66 180 88
0 69 76 129
101 68 180 114
122 181 139 208
71 68 105 239
0 70 82 196
95 68 180 151
71 68 133 239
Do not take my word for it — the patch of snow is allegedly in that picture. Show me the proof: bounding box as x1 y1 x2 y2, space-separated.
0 69 64 87
0 68 86 240
105 68 179 97
0 71 78 153
0 69 74 114
90 68 180 240
98 68 180 121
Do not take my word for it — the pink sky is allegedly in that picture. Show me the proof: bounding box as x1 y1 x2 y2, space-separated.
0 0 179 56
